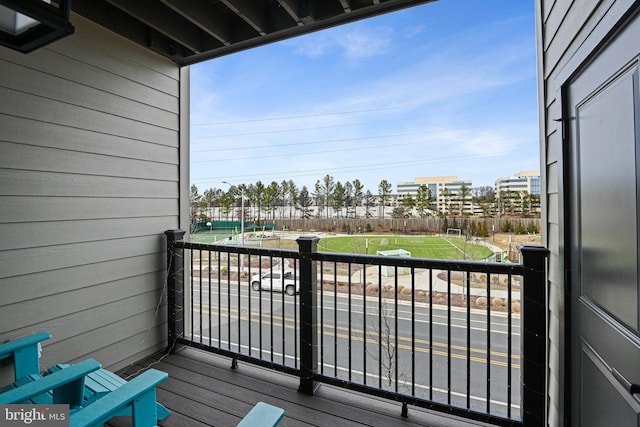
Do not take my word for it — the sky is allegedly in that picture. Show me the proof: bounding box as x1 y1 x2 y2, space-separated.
189 0 539 194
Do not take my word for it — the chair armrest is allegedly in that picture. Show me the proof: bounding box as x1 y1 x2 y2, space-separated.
237 402 285 427
0 358 101 405
0 332 51 379
69 369 168 427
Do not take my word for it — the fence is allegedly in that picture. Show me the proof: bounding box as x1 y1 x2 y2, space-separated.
165 229 548 426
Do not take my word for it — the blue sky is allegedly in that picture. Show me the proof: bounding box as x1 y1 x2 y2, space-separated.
189 0 538 194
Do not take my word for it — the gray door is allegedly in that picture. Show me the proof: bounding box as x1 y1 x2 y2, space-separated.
566 12 640 426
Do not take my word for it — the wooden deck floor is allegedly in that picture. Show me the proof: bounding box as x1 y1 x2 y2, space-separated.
114 347 495 427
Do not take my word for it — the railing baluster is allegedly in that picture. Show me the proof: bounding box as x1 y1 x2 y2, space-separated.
347 260 352 383
333 261 338 378
248 254 252 357
191 248 195 342
411 266 415 397
320 264 325 375
208 250 212 348
227 253 231 351
507 271 513 419
429 267 433 402
378 264 382 390
486 271 492 414
362 263 367 386
394 266 399 394
270 255 274 363
466 269 471 409
237 250 242 354
217 251 222 350
447 269 452 406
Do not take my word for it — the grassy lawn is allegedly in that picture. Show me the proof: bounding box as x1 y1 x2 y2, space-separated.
317 235 494 260
189 232 494 260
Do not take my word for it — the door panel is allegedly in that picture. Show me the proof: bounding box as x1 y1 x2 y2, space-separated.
576 66 638 330
582 342 640 426
567 11 640 426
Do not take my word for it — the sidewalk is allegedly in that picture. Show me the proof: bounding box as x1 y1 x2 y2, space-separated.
349 268 519 300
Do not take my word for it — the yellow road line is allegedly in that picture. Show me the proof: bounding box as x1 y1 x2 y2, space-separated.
193 304 521 369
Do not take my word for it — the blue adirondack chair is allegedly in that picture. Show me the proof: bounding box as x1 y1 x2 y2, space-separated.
0 332 169 426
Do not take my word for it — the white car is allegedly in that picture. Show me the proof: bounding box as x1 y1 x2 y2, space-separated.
250 271 298 296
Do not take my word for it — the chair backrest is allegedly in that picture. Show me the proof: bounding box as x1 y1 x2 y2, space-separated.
0 332 51 380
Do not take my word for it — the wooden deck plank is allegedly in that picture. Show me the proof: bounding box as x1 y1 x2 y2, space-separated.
112 348 494 427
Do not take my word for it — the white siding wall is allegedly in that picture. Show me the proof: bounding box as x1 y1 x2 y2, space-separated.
0 14 183 375
538 0 637 425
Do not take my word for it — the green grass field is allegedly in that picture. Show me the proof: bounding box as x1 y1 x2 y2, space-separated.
317 235 494 260
190 232 494 260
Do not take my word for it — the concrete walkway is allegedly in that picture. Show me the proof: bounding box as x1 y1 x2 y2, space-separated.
349 268 520 300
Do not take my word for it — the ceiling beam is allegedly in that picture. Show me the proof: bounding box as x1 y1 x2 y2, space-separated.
161 0 231 46
338 0 352 13
219 0 267 36
105 0 218 53
277 0 314 25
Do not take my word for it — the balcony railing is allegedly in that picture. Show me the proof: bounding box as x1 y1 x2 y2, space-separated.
165 230 548 426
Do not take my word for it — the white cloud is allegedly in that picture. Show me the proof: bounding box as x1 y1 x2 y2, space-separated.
287 25 394 62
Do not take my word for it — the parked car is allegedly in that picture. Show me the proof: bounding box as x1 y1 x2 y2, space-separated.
250 271 298 295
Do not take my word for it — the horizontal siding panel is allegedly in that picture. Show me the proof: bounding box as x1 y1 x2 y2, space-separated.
51 324 167 373
52 15 179 92
543 0 573 51
1 115 178 158
1 273 165 334
0 217 177 251
0 48 177 113
0 235 166 278
0 170 178 198
0 60 177 131
0 142 178 181
0 254 166 306
25 302 167 371
0 196 178 224
0 88 176 145
544 0 615 80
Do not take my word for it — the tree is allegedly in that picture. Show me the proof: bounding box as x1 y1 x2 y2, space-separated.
331 181 345 218
352 179 364 219
320 174 336 218
459 184 471 217
282 179 298 219
440 188 451 217
202 188 221 220
472 186 496 218
252 181 265 222
190 184 202 224
364 190 375 218
401 195 415 216
415 184 432 218
313 180 325 219
263 181 281 221
377 179 392 218
343 181 354 218
296 186 313 218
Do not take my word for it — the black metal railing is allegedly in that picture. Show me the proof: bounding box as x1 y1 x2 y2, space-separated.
165 230 548 426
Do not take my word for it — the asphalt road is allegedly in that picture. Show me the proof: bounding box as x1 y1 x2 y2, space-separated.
188 278 520 416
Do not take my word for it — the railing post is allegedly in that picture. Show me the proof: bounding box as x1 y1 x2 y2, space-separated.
166 229 186 354
518 244 549 426
296 236 320 395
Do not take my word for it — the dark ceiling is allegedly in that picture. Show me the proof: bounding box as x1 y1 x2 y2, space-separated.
72 0 436 66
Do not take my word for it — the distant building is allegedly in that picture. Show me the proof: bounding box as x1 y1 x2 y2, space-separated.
495 171 541 215
397 176 473 215
495 171 541 196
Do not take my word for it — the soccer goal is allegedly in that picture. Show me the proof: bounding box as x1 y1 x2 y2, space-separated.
446 228 462 238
